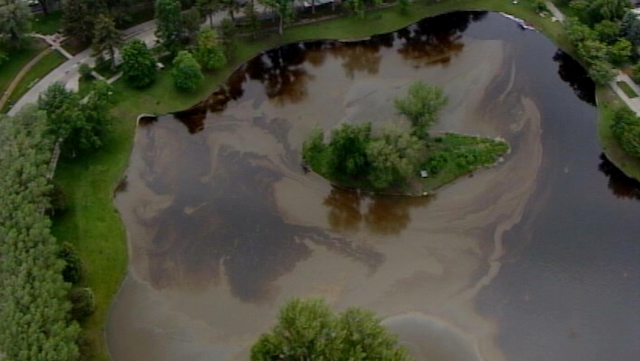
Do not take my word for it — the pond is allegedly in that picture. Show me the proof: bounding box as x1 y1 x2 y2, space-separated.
107 11 640 361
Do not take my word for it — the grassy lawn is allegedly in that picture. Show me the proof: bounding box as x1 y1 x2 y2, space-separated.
616 81 638 98
32 10 63 35
596 86 640 180
0 40 47 103
1 50 66 113
48 1 572 361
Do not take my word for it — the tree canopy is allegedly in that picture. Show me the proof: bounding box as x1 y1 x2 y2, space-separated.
394 81 448 139
121 39 157 88
155 0 183 55
172 50 204 92
251 298 415 361
611 105 640 158
0 0 32 48
92 14 123 70
194 28 227 71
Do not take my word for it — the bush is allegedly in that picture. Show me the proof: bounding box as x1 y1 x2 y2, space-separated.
69 288 96 321
79 63 93 80
251 298 414 361
58 242 83 284
172 51 204 92
611 106 640 158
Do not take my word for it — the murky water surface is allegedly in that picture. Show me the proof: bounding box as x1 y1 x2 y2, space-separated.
108 12 640 361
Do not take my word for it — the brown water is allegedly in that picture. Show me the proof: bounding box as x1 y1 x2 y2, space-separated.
108 12 640 361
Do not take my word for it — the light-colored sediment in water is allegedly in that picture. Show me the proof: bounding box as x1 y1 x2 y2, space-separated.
109 36 543 361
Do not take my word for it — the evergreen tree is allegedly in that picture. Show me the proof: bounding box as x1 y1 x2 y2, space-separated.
62 0 97 44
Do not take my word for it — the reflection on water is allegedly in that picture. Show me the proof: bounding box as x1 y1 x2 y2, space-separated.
598 153 640 200
109 11 640 361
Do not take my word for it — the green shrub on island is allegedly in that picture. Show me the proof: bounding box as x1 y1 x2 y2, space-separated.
172 51 204 93
251 298 415 361
302 81 510 193
121 39 157 89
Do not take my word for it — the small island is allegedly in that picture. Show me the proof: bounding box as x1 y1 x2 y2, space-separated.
302 81 510 195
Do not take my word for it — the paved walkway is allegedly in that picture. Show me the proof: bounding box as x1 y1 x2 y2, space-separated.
545 1 565 22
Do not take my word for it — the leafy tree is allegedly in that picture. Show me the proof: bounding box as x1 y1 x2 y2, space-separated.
244 0 260 36
608 38 632 65
366 125 422 190
62 0 96 44
37 82 84 141
327 123 372 179
172 50 203 92
398 0 409 15
594 19 620 45
571 0 630 25
92 14 123 71
564 17 597 44
155 0 183 55
394 81 448 139
194 28 227 70
260 0 294 35
611 105 640 158
0 0 32 48
58 242 83 284
251 298 414 361
78 79 115 150
121 39 157 88
181 6 201 45
632 61 640 83
79 63 93 79
220 17 237 58
220 0 241 22
587 59 616 85
576 39 609 64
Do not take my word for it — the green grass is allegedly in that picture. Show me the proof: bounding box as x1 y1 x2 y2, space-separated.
0 40 47 103
419 133 509 192
31 10 64 35
49 1 571 360
2 50 66 113
596 86 640 180
617 81 638 98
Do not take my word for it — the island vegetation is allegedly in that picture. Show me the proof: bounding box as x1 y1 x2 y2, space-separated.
302 81 509 194
251 298 415 361
0 1 639 361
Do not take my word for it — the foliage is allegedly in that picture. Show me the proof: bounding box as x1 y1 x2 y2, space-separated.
260 0 294 35
92 14 123 70
366 125 422 190
632 61 640 83
194 28 227 71
394 81 448 139
398 0 409 15
61 0 96 44
155 0 183 55
220 0 242 22
620 11 640 46
121 38 157 89
0 105 80 361
611 105 640 158
570 0 630 25
79 63 93 79
172 50 204 92
38 80 115 155
587 59 616 85
220 17 237 59
197 0 220 27
69 288 96 321
593 20 619 45
181 6 201 45
244 0 260 36
328 123 372 180
608 38 632 66
58 242 84 284
251 298 415 361
0 0 32 48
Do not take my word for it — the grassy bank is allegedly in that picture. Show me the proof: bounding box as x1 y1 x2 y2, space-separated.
1 51 66 113
49 2 568 361
596 87 640 180
0 40 47 104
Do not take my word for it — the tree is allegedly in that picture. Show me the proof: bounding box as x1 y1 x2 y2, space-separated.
366 126 422 190
608 38 632 65
92 14 123 71
244 0 260 36
611 105 640 158
220 17 236 58
0 0 32 48
621 11 640 46
155 0 183 55
194 28 227 70
251 298 415 361
181 6 201 45
394 81 448 139
260 0 294 35
587 59 616 85
58 242 83 284
594 19 620 45
327 123 372 179
220 0 241 22
62 0 96 44
197 0 220 27
78 79 115 150
121 39 157 88
37 82 84 141
172 50 203 92
398 0 409 15
69 288 95 321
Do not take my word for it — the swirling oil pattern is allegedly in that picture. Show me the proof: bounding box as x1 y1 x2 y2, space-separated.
108 12 640 361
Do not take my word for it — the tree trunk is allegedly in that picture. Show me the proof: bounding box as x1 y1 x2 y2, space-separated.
279 13 283 35
39 0 49 16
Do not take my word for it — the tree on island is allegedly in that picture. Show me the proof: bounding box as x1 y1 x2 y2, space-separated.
393 81 448 139
251 298 415 361
155 0 184 55
194 28 227 71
